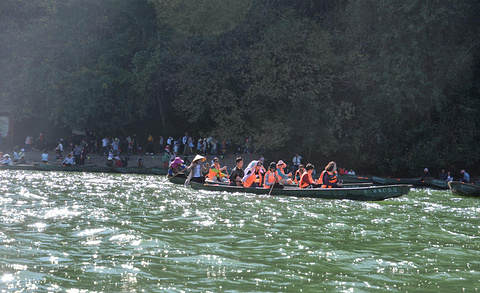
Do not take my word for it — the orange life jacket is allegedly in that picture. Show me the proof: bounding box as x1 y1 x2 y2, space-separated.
294 169 304 184
244 171 262 188
264 170 279 186
206 165 226 180
320 170 338 188
299 172 314 188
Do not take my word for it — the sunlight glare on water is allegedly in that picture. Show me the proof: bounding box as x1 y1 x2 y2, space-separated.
0 171 479 292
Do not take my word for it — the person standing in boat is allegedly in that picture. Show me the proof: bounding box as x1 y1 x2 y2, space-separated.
229 157 245 186
300 164 319 188
461 170 470 183
185 154 209 185
320 161 343 188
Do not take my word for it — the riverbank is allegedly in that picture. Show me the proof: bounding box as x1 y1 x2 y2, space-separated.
16 150 261 171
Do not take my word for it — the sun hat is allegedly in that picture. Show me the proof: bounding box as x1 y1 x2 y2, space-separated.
277 160 286 166
4 154 10 158
192 154 206 163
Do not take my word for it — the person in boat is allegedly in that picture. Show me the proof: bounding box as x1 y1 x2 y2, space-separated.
276 160 293 185
1 154 12 166
242 160 265 188
300 163 319 188
229 157 244 186
114 156 123 167
320 161 343 188
446 171 454 181
162 152 172 169
264 162 281 188
62 153 75 166
420 168 431 180
19 148 26 164
106 157 114 167
294 164 305 185
207 157 228 182
169 157 186 176
347 169 356 175
137 156 144 167
439 169 447 180
185 154 209 184
461 170 470 183
13 149 19 163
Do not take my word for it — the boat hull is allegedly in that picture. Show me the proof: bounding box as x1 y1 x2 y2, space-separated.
423 178 449 189
448 181 480 197
190 182 410 201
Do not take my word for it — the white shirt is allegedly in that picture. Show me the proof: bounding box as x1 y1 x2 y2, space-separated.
293 155 302 165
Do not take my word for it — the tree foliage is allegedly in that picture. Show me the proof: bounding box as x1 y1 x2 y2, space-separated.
1 0 479 175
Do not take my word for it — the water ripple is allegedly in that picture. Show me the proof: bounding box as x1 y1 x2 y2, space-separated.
0 171 479 292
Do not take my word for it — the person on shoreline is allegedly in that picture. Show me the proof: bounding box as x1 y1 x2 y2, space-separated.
229 157 244 186
300 163 318 188
320 161 342 188
292 153 302 172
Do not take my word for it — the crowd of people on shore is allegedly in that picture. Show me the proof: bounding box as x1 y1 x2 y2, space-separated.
0 132 474 185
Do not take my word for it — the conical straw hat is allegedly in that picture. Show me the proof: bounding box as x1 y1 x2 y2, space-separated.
192 154 206 163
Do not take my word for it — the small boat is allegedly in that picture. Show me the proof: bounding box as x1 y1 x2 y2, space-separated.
190 182 410 201
423 177 449 189
448 181 480 197
370 176 426 187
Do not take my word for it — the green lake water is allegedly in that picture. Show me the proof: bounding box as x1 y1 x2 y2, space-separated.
0 171 479 292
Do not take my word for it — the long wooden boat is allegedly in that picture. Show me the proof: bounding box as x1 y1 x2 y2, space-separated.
338 174 372 183
448 181 480 197
0 164 40 171
370 176 426 187
35 164 168 175
115 167 167 175
190 182 410 201
423 177 449 189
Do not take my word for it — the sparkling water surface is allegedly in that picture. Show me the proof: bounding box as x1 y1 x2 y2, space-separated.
0 170 479 292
